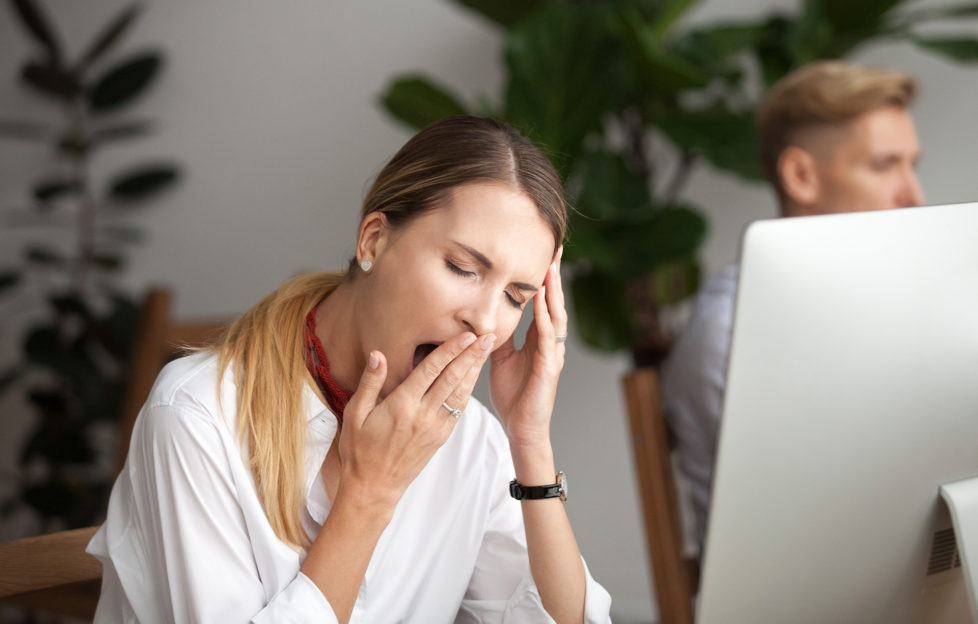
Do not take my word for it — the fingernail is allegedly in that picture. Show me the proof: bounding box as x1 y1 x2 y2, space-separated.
368 352 379 370
461 333 477 348
481 334 495 351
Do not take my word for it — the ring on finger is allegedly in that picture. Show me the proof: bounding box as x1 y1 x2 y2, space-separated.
441 401 462 419
555 334 567 344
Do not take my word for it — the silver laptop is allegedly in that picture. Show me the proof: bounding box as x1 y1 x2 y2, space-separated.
698 202 978 623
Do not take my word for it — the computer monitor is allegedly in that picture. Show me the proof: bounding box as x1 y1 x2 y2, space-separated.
698 202 978 624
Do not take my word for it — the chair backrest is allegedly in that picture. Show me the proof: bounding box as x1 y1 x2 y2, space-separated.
116 288 230 473
622 368 699 624
0 288 230 621
0 526 101 618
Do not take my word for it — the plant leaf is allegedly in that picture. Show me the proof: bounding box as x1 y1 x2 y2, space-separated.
10 0 63 63
379 76 468 130
617 8 710 92
454 0 545 27
107 162 179 202
78 3 144 69
20 60 79 100
87 51 162 113
0 270 21 294
912 36 978 62
92 119 155 144
92 252 125 271
33 177 82 203
570 150 653 220
48 293 90 318
657 109 765 181
25 245 66 267
504 3 621 174
0 366 23 394
569 270 634 352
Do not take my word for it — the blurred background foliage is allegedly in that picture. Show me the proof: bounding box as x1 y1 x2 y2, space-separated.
0 0 180 530
380 0 978 367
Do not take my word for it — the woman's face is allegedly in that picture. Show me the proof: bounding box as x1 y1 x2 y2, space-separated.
356 181 557 397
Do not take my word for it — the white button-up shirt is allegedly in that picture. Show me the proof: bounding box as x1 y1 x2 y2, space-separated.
88 353 612 623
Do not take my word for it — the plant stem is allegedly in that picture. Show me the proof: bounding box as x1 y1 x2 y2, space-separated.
623 107 651 183
662 150 696 207
69 98 96 295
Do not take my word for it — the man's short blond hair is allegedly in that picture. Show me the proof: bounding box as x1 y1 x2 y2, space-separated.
757 61 917 195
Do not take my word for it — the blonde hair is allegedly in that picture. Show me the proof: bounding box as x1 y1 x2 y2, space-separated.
216 116 566 549
757 61 917 197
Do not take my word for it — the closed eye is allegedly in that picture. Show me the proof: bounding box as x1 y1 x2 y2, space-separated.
505 292 525 310
445 259 476 278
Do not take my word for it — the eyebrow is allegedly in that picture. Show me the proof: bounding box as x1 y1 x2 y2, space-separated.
453 241 539 292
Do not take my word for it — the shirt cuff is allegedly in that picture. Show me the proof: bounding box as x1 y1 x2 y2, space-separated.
457 557 612 623
250 571 337 624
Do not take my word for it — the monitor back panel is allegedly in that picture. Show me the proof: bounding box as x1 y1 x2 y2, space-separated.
699 202 978 624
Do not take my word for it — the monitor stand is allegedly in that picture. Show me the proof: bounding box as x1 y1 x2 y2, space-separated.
941 476 978 622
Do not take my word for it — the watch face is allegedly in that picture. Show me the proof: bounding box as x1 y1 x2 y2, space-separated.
558 471 568 501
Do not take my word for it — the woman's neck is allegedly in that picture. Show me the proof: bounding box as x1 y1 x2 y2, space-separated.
313 280 361 393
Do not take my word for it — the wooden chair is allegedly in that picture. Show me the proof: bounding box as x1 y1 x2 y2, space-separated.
0 288 229 621
116 288 229 473
622 368 699 624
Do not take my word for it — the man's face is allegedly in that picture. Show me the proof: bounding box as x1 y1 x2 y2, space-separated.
802 106 925 215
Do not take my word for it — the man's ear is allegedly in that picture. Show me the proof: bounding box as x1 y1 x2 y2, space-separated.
356 212 390 267
778 146 820 213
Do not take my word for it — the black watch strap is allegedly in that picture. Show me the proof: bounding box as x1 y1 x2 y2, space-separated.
509 472 566 501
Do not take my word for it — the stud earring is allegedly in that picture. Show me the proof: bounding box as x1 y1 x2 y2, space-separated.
361 260 373 272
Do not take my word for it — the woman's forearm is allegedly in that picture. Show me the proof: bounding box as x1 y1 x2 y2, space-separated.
299 484 393 624
512 442 586 624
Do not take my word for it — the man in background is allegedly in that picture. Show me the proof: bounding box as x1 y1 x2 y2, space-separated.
661 61 925 556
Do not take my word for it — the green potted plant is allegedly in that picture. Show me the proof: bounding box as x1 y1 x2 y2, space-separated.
0 0 181 531
379 0 978 368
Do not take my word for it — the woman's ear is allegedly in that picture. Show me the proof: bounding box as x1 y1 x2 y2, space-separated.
356 212 390 269
778 146 820 214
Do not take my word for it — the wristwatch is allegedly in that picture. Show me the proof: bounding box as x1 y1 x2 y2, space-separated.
509 471 567 501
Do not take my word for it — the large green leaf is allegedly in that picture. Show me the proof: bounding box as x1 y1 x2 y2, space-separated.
567 205 707 278
657 109 764 180
107 162 180 202
819 0 906 35
453 0 545 27
78 3 143 70
87 51 162 113
10 0 63 63
617 8 710 93
570 150 653 220
672 21 766 75
504 3 620 173
379 76 468 130
570 270 634 352
912 36 978 62
20 60 78 100
646 0 700 41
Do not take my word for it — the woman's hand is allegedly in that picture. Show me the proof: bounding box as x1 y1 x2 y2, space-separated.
489 248 567 451
336 331 495 511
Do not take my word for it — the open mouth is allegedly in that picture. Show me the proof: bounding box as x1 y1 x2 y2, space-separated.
412 343 439 369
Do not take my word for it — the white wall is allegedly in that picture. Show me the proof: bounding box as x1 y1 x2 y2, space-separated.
1 1 976 621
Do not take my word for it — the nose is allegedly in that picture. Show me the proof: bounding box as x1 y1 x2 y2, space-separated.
897 165 925 208
457 291 498 337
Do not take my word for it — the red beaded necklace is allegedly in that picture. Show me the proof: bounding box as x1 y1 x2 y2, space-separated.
303 305 353 424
